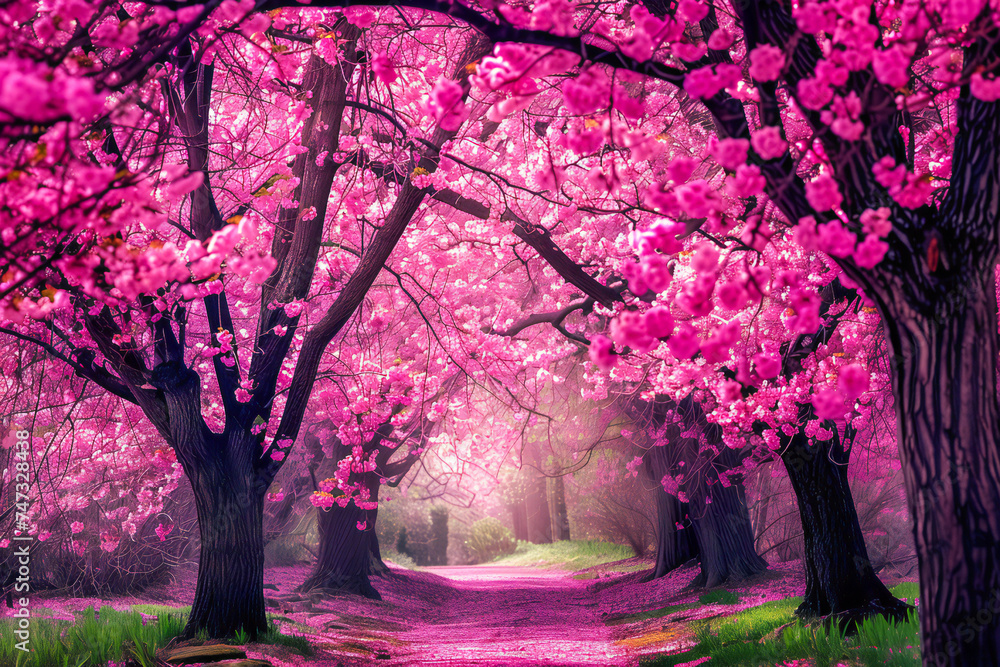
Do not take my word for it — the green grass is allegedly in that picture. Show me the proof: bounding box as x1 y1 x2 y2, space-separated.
890 581 920 604
0 604 313 666
382 548 418 570
643 593 921 667
698 590 740 605
0 605 187 667
490 540 634 570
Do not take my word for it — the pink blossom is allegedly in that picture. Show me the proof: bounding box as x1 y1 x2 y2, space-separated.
797 77 834 110
644 307 675 338
270 450 286 461
589 335 617 370
854 234 890 268
700 319 741 363
684 64 740 100
873 45 912 89
971 72 1000 102
805 174 843 211
266 491 285 502
372 53 397 84
645 220 686 254
749 45 785 82
753 351 782 379
155 522 174 542
692 243 720 273
675 274 716 316
752 126 787 161
860 207 892 237
563 67 610 114
642 253 672 293
893 172 935 209
838 363 870 400
721 379 743 404
873 156 907 189
708 29 734 51
678 0 708 22
71 521 84 533
710 138 750 171
717 281 748 310
667 322 701 359
621 260 649 296
667 157 698 183
728 164 766 197
357 520 367 530
610 310 657 352
784 287 822 333
675 179 724 218
817 220 857 257
812 389 847 420
427 78 468 131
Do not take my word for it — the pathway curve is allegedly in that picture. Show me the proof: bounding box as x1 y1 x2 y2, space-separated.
382 565 625 666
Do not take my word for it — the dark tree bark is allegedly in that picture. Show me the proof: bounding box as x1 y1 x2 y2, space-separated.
643 441 766 586
687 447 768 588
781 432 911 628
871 279 1000 665
299 484 382 599
548 476 571 541
186 464 267 637
645 446 697 579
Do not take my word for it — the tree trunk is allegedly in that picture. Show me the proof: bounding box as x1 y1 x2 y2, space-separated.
185 461 267 638
781 432 910 629
525 473 553 544
875 277 1000 666
687 448 768 587
299 477 382 600
548 476 571 541
646 446 698 579
644 444 766 584
509 500 529 542
751 466 772 551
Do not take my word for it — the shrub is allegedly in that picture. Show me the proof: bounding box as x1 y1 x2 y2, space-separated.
465 518 516 564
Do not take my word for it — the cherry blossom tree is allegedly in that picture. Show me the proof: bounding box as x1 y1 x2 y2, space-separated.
7 1 1000 662
257 0 999 661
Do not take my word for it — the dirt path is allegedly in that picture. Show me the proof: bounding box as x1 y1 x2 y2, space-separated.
257 563 633 666
384 565 624 666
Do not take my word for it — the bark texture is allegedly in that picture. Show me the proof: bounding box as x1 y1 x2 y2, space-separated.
644 442 766 586
781 432 911 629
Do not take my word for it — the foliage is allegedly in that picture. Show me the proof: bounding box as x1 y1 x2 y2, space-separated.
492 539 633 570
1 0 998 652
464 518 518 564
646 594 920 667
0 605 185 667
0 604 313 667
263 509 317 567
698 589 740 605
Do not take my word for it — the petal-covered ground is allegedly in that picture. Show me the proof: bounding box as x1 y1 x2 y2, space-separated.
15 558 856 666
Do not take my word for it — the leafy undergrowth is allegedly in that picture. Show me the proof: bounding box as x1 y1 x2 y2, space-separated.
643 582 921 666
0 603 312 667
382 548 418 570
491 539 636 570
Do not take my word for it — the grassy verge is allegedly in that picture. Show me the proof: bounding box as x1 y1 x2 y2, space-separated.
0 604 312 667
490 540 635 570
644 582 921 667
